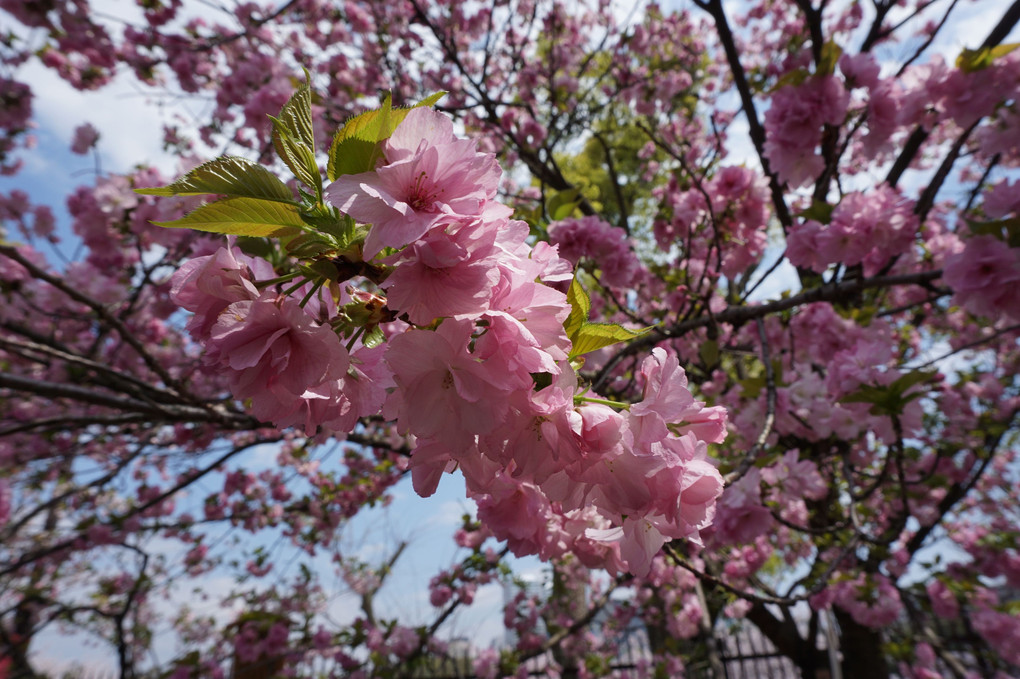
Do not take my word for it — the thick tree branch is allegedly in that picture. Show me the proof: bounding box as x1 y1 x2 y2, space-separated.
0 245 184 396
593 269 943 391
700 0 794 233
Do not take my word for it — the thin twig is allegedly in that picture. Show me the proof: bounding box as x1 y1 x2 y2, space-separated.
724 318 776 486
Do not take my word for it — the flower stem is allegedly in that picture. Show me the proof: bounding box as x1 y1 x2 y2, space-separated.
281 277 310 297
574 395 630 410
299 279 324 308
345 326 365 352
256 272 301 289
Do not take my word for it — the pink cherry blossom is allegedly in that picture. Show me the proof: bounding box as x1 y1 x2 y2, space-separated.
70 122 99 154
384 319 509 447
548 215 641 288
325 107 501 258
764 75 849 187
208 292 350 430
943 235 1020 320
170 245 274 342
382 217 500 325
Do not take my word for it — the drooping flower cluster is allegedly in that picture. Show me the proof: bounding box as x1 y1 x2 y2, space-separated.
786 185 919 275
548 215 642 288
943 234 1020 321
763 75 849 188
170 107 727 575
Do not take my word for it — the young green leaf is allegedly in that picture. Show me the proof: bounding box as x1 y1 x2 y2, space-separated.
327 94 394 181
277 82 315 149
548 188 582 221
414 91 447 109
957 43 1020 72
699 339 720 368
270 116 321 195
326 91 448 181
564 276 592 340
563 276 651 359
798 200 835 225
965 217 1020 248
135 156 295 203
362 325 386 349
840 370 936 416
769 67 809 93
152 197 307 237
817 41 843 76
569 321 652 359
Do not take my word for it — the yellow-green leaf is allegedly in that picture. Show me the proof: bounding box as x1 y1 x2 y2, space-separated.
153 197 307 237
548 188 581 221
798 200 834 225
818 41 842 76
278 83 315 149
699 339 719 367
769 68 809 93
135 156 294 203
327 92 447 181
957 43 1020 72
965 217 1020 247
271 116 321 193
569 322 652 359
564 276 591 340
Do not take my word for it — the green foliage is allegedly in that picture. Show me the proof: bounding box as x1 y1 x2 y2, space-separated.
841 369 938 417
141 85 451 252
135 156 296 203
817 40 843 76
547 187 582 221
151 197 306 237
564 277 652 359
957 43 1020 72
966 216 1020 247
553 109 668 228
326 91 446 181
269 81 322 198
799 199 835 224
738 359 784 399
698 338 720 369
769 67 810 92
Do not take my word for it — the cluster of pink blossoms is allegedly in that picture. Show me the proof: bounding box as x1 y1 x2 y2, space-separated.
943 234 1020 321
548 215 643 288
170 107 728 575
786 185 919 276
763 74 848 188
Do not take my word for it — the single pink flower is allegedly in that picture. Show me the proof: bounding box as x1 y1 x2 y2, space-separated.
170 245 273 342
70 122 100 154
382 217 500 325
325 107 501 258
587 516 666 577
209 292 349 409
475 473 554 557
384 319 509 447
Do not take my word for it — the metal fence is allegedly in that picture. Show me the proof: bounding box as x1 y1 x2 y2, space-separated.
408 621 804 679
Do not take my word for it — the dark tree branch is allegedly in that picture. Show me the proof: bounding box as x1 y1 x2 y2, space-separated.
593 269 943 391
0 245 184 395
701 0 794 233
0 438 278 577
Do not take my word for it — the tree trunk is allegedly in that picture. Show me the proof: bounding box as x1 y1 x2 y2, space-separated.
745 602 829 679
832 610 889 678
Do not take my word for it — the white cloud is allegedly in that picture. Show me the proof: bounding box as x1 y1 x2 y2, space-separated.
23 60 182 174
